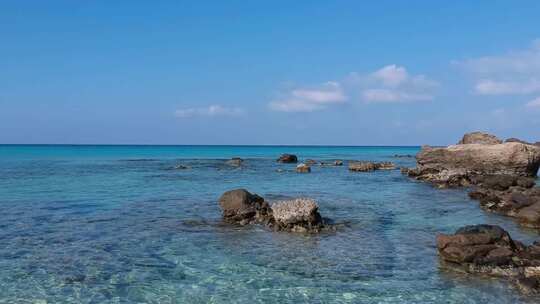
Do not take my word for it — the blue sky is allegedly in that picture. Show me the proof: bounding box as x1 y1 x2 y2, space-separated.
1 0 540 145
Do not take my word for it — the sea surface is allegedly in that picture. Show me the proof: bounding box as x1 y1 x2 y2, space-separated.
0 145 539 304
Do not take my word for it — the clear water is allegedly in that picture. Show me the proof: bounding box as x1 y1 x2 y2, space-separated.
0 145 538 304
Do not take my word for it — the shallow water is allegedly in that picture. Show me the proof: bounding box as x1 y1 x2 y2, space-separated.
0 145 538 303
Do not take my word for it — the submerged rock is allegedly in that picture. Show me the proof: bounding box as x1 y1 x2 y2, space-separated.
271 198 324 232
437 225 540 294
296 163 311 173
225 157 243 167
458 131 503 145
217 189 327 232
277 154 298 163
348 161 396 172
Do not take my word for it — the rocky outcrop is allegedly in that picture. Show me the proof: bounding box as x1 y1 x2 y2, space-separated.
437 225 540 294
468 176 540 228
277 154 298 163
225 157 243 167
349 161 396 172
458 131 503 145
403 137 540 188
506 138 532 145
218 189 327 232
296 163 311 173
271 198 324 232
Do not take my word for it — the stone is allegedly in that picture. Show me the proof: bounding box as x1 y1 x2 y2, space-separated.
304 159 317 166
334 160 343 166
271 198 323 232
218 189 271 224
505 138 532 145
458 131 503 145
348 161 396 172
277 154 298 163
437 225 540 294
173 164 190 170
296 163 311 173
225 157 243 167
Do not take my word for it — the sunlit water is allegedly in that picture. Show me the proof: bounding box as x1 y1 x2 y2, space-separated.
0 145 538 304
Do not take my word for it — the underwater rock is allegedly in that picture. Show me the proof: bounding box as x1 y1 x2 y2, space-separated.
277 154 298 163
437 224 540 294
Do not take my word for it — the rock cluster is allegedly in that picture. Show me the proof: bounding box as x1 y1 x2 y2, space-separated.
468 175 540 228
218 189 326 232
348 161 395 172
277 154 298 163
437 225 540 294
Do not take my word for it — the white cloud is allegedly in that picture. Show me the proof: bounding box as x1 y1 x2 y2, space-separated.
362 89 433 103
175 105 245 118
475 79 540 95
360 65 438 103
458 39 540 96
526 96 540 108
269 81 346 112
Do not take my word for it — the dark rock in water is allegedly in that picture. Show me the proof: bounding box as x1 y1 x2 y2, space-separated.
334 160 343 166
437 225 540 294
226 157 243 167
218 189 272 225
277 154 298 163
505 138 532 145
458 131 503 145
271 198 324 233
173 164 190 170
296 163 311 173
349 161 396 172
217 189 328 232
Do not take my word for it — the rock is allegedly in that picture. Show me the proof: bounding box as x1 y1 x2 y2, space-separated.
225 157 243 167
277 154 298 163
296 163 311 173
408 140 540 187
218 190 328 232
334 160 343 166
458 131 502 145
394 154 414 158
437 225 540 294
218 189 271 225
349 161 377 172
349 161 396 172
304 159 317 166
271 198 324 232
478 175 517 191
506 138 532 145
536 142 540 147
173 164 190 170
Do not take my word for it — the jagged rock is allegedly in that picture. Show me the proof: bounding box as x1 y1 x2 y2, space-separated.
277 154 298 163
225 157 243 167
218 190 328 232
218 189 272 225
349 161 396 172
506 138 532 145
458 131 502 145
437 225 540 294
296 163 311 173
271 198 324 232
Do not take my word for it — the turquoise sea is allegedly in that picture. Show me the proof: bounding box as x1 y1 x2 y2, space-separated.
0 145 538 304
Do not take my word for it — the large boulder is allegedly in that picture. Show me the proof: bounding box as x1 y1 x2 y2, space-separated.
277 154 298 163
407 140 540 187
437 225 540 294
458 131 502 145
271 198 324 232
218 189 271 225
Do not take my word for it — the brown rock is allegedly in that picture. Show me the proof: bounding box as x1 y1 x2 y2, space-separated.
458 131 503 145
277 154 298 163
296 163 311 173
